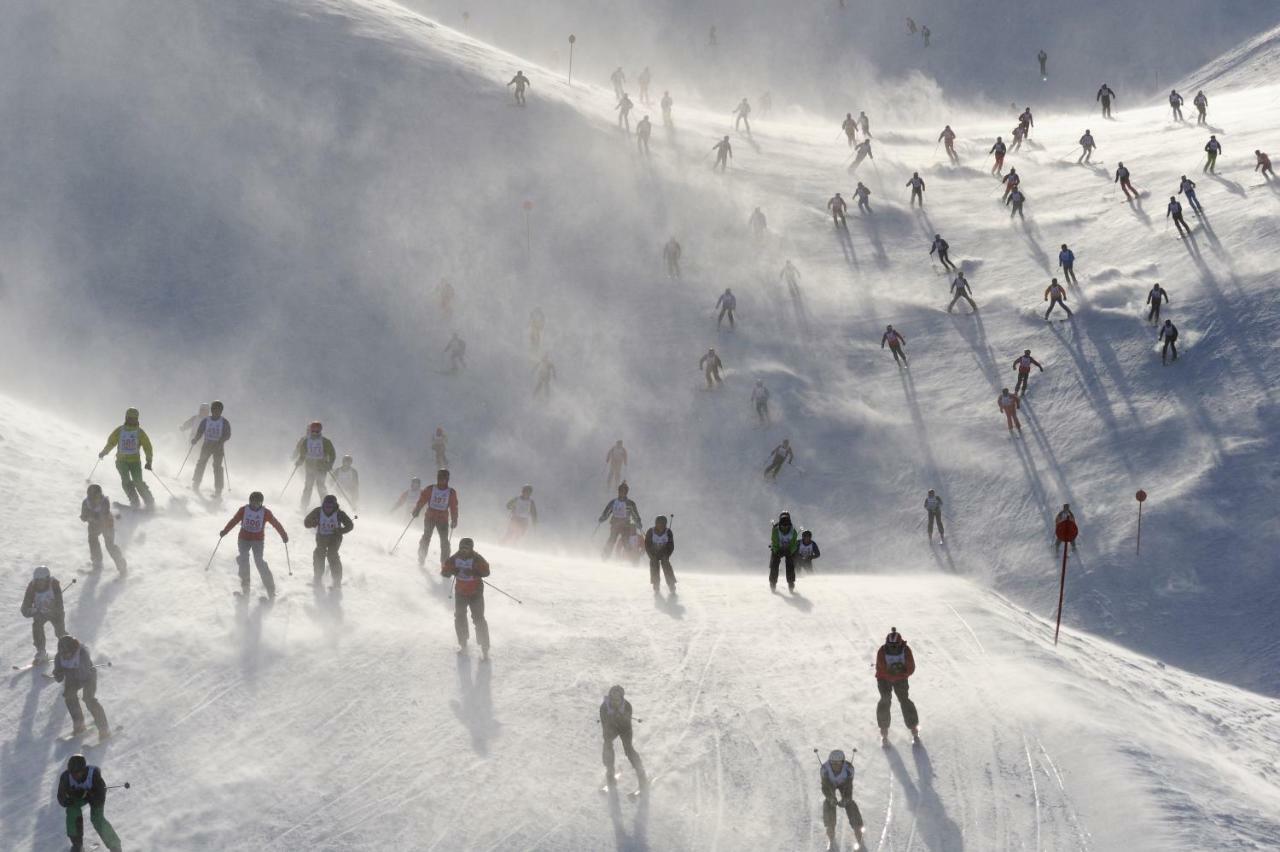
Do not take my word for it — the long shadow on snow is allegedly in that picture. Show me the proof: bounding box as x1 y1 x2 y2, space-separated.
832 224 860 270
897 368 943 492
885 743 964 851
1010 427 1055 534
950 311 1001 392
654 593 685 619
857 210 891 268
72 568 124 649
0 673 60 849
1048 322 1137 477
1016 218 1053 273
1207 173 1247 197
453 654 500 755
606 787 651 851
1124 196 1153 229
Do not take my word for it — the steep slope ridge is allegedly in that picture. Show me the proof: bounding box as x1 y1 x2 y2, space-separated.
0 394 1277 850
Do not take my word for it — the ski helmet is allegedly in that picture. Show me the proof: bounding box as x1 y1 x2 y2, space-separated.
608 684 625 699
1024 349 1031 356
885 628 903 646
67 754 88 773
248 491 264 505
437 468 450 481
521 484 533 495
1002 387 1010 394
410 477 421 488
124 408 139 422
309 421 322 432
655 515 667 525
210 400 224 413
198 403 210 414
778 511 792 525
322 494 338 509
800 529 812 539
459 537 474 550
87 484 102 497
342 455 353 464
58 635 78 654
828 749 845 764
33 565 50 581
927 488 935 496
618 481 629 493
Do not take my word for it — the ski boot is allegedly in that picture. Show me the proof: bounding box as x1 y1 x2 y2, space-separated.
880 727 889 747
911 726 921 744
481 646 490 663
33 651 49 665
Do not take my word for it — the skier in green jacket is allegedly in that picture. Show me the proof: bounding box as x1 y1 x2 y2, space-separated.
769 511 801 592
97 408 154 510
293 421 337 509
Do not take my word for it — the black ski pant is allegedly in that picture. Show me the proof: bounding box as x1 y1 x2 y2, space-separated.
927 510 944 538
910 188 923 207
769 551 796 588
797 557 815 573
857 199 871 213
1061 264 1078 285
1147 301 1162 323
649 556 676 589
717 307 735 328
1172 105 1182 121
1101 98 1112 118
602 521 632 559
1171 214 1191 236
1045 298 1073 320
87 524 126 572
876 679 919 729
419 521 450 567
888 344 908 365
192 441 225 492
824 797 865 837
755 401 769 422
454 589 489 650
948 292 977 312
300 462 329 508
1014 371 1031 395
937 250 956 271
1119 179 1137 200
237 539 276 596
603 725 645 781
1196 107 1205 124
313 534 343 585
32 613 67 654
1162 339 1178 362
704 366 722 387
64 677 109 732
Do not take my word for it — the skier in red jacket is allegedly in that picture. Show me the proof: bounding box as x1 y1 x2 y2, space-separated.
875 627 919 743
219 491 289 598
442 538 490 659
412 468 459 568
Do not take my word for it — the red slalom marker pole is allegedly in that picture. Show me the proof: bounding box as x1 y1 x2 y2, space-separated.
1054 517 1078 646
1135 489 1147 555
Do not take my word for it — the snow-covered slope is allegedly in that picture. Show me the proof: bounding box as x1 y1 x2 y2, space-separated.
1181 20 1280 91
1 394 1278 850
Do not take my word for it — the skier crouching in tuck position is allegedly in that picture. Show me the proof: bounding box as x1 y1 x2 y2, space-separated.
600 685 647 793
820 749 865 851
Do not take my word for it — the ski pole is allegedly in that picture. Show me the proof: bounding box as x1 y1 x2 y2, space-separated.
449 576 456 600
483 578 523 604
278 465 300 499
388 515 415 554
176 443 196 478
85 457 102 483
203 537 224 572
222 449 232 494
284 541 293 576
148 468 178 499
327 471 356 508
106 783 131 791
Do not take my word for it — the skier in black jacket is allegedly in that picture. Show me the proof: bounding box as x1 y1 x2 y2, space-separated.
644 516 676 594
796 530 821 572
57 753 123 852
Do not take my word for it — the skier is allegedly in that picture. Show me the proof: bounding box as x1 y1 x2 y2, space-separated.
1001 167 1020 201
708 25 717 47
644 515 676 594
998 388 1022 434
699 347 724 387
333 454 359 509
616 92 634 133
881 325 908 366
906 17 917 34
1167 196 1192 237
827 192 848 226
752 379 771 422
921 25 931 47
190 399 230 496
769 510 800 592
431 426 449 468
444 332 467 372
989 136 1007 176
733 97 752 132
929 233 956 270
637 66 651 104
293 421 336 509
53 634 111 741
636 115 652 154
1012 349 1044 395
219 490 288 598
529 307 545 349
1193 90 1208 123
1203 135 1221 174
605 440 628 490
97 408 154 511
503 485 538 544
1077 129 1097 163
1044 278 1073 320
532 354 556 399
598 482 641 560
600 685 647 793
304 494 354 588
876 628 920 743
1096 83 1116 118
663 237 683 279
1058 244 1078 284
1256 150 1275 180
948 272 977 313
391 477 422 513
848 138 874 172
507 71 530 106
763 439 794 480
412 468 459 568
1164 89 1185 123
179 402 210 442
796 529 820 573
609 66 626 99
712 135 733 172
858 110 870 137
780 259 802 294
853 181 872 213
1178 175 1203 214
1037 49 1047 79
842 112 858 146
1159 319 1179 364
436 278 455 319
938 125 958 164
748 206 767 238
661 91 673 126
1146 283 1169 324
1055 504 1078 551
1115 162 1138 200
716 288 737 329
924 490 944 542
820 750 865 852
58 754 123 852
1009 122 1026 153
906 172 926 207
1019 106 1034 137
442 537 491 659
81 484 127 574
21 565 66 664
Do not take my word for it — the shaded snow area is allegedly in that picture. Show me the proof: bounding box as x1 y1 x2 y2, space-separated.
2 0 1280 849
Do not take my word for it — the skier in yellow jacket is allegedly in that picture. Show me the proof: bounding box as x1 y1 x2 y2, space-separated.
97 408 154 510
